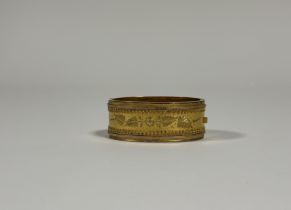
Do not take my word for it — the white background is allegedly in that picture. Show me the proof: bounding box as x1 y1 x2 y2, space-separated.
1 0 291 209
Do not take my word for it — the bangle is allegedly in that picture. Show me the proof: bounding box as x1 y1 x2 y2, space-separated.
108 96 207 142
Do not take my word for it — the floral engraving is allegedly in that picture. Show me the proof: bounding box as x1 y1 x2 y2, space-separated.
126 117 139 127
111 114 126 125
177 116 192 128
161 116 176 127
112 114 201 128
145 117 155 127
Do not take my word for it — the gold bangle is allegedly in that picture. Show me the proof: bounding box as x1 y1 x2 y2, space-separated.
107 96 207 142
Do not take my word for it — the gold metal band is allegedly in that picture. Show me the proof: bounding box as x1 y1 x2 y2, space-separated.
107 96 207 142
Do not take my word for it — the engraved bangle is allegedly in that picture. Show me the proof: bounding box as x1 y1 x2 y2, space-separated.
107 96 207 142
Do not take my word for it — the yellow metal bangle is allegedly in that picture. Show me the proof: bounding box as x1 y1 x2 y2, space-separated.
108 96 207 142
